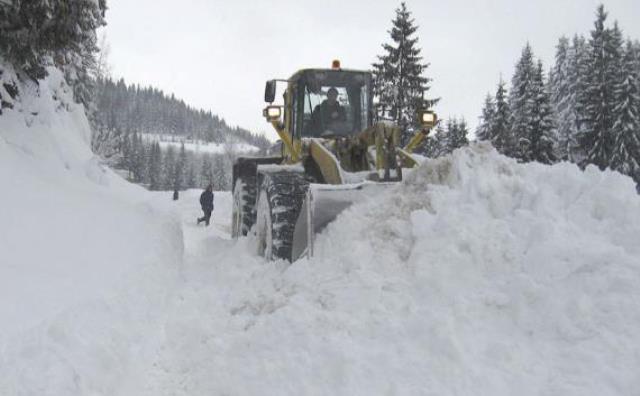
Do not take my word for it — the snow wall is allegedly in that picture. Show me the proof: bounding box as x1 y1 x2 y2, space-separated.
0 62 184 395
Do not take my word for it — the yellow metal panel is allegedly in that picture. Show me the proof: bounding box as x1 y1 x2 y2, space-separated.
397 148 420 168
404 129 430 154
309 139 343 184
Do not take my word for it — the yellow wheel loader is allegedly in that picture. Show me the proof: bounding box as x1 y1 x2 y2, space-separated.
231 61 437 262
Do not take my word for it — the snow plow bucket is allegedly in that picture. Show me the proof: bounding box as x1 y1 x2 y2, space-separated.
291 183 394 261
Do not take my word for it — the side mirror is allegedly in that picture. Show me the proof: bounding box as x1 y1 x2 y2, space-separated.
263 105 282 122
417 109 437 129
264 80 276 103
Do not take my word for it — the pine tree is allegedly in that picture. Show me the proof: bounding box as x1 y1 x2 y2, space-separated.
491 79 513 154
162 146 176 190
147 142 163 190
186 159 197 189
212 155 228 191
430 123 447 157
436 118 469 155
91 124 123 165
423 131 440 158
173 142 188 191
200 154 214 187
509 43 536 160
561 35 590 162
119 132 131 177
582 6 623 169
132 133 146 183
449 118 470 152
520 60 556 164
372 2 437 143
476 94 495 142
610 40 640 181
550 36 572 160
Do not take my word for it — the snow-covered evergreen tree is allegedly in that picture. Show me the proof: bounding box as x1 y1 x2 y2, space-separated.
550 36 572 160
147 142 162 190
131 133 146 183
422 132 441 158
212 155 228 191
476 94 495 142
162 146 176 191
186 159 197 189
491 79 512 154
200 155 214 187
0 0 107 107
449 118 470 152
554 35 590 162
436 118 469 155
519 60 556 164
372 2 437 143
509 43 536 159
610 40 640 181
582 6 623 169
91 124 122 165
424 123 447 158
173 142 188 191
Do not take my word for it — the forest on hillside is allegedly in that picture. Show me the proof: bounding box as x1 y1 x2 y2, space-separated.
89 77 271 192
91 77 270 148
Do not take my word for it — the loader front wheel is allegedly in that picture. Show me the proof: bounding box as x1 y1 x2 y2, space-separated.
231 178 255 238
255 172 309 262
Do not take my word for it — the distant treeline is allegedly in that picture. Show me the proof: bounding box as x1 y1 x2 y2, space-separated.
90 77 272 191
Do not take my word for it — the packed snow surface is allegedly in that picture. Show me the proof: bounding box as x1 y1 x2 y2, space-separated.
2 63 640 394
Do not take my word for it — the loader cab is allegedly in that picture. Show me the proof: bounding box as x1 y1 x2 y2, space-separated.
288 69 374 139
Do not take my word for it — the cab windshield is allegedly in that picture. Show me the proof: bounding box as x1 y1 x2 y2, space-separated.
298 71 372 138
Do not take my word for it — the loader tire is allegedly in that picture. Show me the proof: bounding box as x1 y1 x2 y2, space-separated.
255 171 309 262
231 163 258 238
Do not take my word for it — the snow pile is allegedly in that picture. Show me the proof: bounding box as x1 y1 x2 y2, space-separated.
0 65 184 395
312 143 640 394
139 143 640 395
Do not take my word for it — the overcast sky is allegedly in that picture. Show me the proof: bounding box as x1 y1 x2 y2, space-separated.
103 0 640 140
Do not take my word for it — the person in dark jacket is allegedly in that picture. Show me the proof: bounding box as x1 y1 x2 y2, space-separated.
309 87 346 136
197 184 214 226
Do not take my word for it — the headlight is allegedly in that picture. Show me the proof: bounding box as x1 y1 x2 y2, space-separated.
417 110 437 128
422 113 435 124
263 106 282 122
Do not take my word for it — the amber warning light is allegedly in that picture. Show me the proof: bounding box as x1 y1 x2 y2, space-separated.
332 60 341 69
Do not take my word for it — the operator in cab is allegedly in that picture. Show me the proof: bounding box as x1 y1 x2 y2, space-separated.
309 87 346 136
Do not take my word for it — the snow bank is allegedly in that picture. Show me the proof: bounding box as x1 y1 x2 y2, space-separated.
142 143 640 395
0 65 184 395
